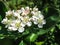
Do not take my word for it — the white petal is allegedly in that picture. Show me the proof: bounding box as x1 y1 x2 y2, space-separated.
21 23 26 27
13 12 20 17
31 11 35 15
12 27 17 31
18 27 24 33
8 27 12 31
33 7 38 11
1 18 8 24
39 14 44 19
25 6 29 10
38 11 41 14
10 23 15 27
32 16 38 21
42 20 46 24
38 24 43 28
21 7 25 12
26 22 32 27
16 10 22 14
8 27 17 31
5 25 8 28
6 10 12 15
34 21 38 24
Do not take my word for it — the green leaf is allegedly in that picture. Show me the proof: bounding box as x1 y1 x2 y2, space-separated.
0 26 2 30
50 27 55 33
35 41 44 45
2 38 13 45
0 15 2 21
45 15 60 28
0 34 4 39
28 2 34 7
22 30 29 36
10 0 17 9
0 1 7 17
30 33 37 42
37 29 48 35
19 40 26 45
44 6 49 14
11 0 16 6
17 0 22 5
1 1 9 11
50 15 60 22
56 24 60 29
26 33 38 42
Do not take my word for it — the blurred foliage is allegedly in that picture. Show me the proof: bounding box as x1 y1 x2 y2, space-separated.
0 0 60 45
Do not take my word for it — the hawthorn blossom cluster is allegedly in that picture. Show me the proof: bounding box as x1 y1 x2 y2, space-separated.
1 7 46 33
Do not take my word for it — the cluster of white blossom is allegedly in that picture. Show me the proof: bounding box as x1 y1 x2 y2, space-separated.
1 6 46 33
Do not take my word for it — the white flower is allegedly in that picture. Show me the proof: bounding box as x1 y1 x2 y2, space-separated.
18 27 24 33
8 26 17 31
21 6 30 16
6 10 12 16
31 14 46 28
25 6 30 10
1 18 8 24
12 11 20 19
33 7 38 11
21 7 25 12
31 16 38 24
1 6 46 33
16 10 22 14
21 16 32 27
21 16 30 23
38 14 44 19
37 18 46 28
